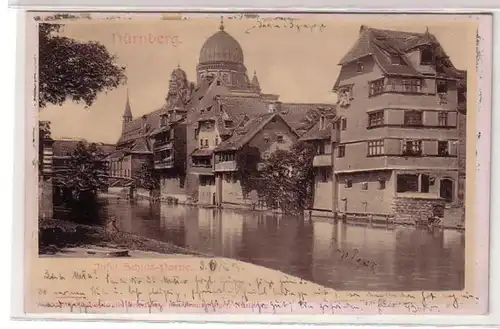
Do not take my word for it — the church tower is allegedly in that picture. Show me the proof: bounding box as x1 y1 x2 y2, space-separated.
122 89 133 131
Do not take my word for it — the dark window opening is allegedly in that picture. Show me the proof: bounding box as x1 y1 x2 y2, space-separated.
345 179 353 188
368 111 384 127
379 179 386 190
396 174 419 193
421 47 434 65
437 80 448 94
338 145 345 158
402 140 422 156
369 79 385 96
438 141 449 156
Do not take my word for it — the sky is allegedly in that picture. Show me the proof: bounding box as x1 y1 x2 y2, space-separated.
37 13 478 144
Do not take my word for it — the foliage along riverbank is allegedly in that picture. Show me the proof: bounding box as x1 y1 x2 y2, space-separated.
39 219 201 256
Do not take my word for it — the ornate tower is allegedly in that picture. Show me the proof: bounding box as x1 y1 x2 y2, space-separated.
251 70 261 93
122 89 133 131
196 17 252 91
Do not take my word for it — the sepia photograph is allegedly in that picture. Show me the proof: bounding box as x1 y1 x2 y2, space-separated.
26 12 490 316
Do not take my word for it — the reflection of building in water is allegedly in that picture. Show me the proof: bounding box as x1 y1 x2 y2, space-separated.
392 228 463 290
219 210 244 258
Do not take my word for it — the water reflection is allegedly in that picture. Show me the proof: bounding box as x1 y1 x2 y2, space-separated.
55 197 465 291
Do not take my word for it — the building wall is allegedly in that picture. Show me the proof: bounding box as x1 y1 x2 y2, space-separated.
457 112 467 205
218 115 298 206
336 170 394 214
198 175 216 205
312 167 333 211
160 174 187 202
333 56 460 176
392 196 446 223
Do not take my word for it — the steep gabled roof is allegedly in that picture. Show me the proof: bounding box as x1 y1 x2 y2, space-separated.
338 26 462 79
214 113 295 152
279 103 335 136
299 114 338 141
52 139 115 157
117 108 164 145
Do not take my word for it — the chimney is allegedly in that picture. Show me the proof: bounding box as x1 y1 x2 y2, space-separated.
359 25 367 34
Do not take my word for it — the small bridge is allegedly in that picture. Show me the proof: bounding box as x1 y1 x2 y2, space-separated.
108 175 135 188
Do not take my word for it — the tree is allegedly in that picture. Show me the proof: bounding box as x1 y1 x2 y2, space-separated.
38 23 126 108
56 142 109 199
134 158 160 192
235 145 261 198
257 141 316 215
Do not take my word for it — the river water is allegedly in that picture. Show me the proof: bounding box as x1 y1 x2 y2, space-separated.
56 196 465 291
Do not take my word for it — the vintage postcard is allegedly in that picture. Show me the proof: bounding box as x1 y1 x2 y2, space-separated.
20 12 491 320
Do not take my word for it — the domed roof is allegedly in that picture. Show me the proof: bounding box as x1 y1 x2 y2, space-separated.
199 24 244 64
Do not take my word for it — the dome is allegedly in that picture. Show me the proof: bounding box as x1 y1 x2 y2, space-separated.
199 25 244 64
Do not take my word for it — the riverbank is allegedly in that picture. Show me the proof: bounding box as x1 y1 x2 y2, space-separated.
39 219 201 256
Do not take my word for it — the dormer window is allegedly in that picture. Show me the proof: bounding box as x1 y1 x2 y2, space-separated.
390 55 403 65
420 47 434 65
356 61 364 72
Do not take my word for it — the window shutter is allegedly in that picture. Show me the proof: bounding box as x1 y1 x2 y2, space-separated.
448 111 457 127
425 111 438 126
422 140 438 156
449 141 458 156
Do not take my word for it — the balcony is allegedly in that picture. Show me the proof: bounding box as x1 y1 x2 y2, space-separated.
191 164 214 175
154 158 174 169
214 161 237 172
313 154 332 167
153 140 173 150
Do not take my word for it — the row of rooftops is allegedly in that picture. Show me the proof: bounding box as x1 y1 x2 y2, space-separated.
112 25 466 157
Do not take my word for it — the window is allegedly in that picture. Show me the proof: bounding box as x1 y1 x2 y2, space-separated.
341 118 347 131
160 115 168 127
396 174 419 192
402 140 422 156
379 179 386 190
320 168 329 182
356 62 363 72
390 55 403 65
199 139 203 148
404 110 423 126
277 134 284 143
368 111 384 127
421 47 434 65
401 79 422 93
316 142 325 155
337 145 345 158
421 174 430 193
438 111 448 126
438 141 449 156
361 182 368 190
215 137 219 146
369 79 385 96
345 179 353 188
396 174 431 193
368 140 384 156
437 80 448 94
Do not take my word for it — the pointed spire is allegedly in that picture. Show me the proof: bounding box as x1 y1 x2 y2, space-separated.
219 16 224 31
251 69 261 93
123 88 132 122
